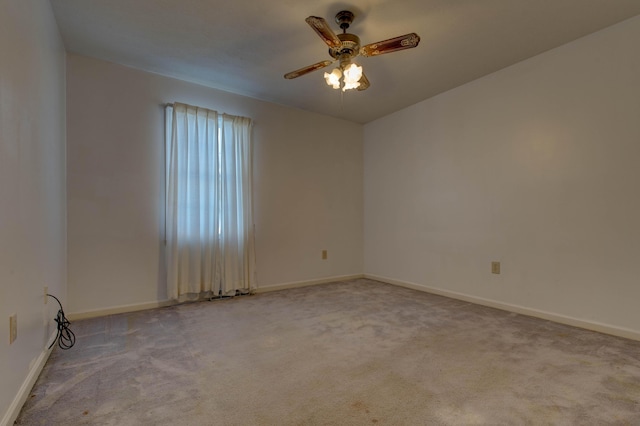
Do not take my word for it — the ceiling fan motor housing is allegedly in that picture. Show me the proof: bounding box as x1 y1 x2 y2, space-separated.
329 33 361 60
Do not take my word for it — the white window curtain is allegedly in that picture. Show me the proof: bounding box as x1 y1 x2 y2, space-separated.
165 102 255 300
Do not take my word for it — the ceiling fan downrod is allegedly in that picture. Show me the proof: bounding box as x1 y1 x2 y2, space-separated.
328 11 360 61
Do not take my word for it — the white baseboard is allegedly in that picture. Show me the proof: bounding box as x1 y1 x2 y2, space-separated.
365 274 640 342
68 299 175 321
256 274 365 293
68 275 366 320
1 331 57 426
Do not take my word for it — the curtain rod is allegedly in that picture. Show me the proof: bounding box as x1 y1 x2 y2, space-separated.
163 102 251 121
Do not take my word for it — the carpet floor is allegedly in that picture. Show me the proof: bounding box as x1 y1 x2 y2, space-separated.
16 279 640 425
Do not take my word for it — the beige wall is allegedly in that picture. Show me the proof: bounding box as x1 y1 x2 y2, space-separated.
0 1 66 423
3 6 640 422
364 16 640 335
66 54 363 314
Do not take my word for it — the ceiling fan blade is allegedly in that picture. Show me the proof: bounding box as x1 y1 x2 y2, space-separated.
305 16 342 49
360 33 421 57
284 60 334 79
357 72 370 91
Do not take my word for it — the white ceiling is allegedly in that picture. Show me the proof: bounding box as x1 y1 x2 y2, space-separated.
51 0 640 123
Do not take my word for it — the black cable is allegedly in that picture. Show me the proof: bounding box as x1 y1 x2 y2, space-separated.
46 294 76 350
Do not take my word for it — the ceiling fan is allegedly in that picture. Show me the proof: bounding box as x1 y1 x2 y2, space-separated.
284 10 420 91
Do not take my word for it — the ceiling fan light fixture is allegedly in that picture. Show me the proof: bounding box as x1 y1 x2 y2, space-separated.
325 62 363 91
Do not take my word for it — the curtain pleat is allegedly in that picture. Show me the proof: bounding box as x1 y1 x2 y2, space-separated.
166 103 255 300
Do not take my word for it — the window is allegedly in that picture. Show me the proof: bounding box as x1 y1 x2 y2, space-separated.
165 102 255 299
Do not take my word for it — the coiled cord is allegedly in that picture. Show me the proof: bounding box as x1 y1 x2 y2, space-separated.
46 294 76 350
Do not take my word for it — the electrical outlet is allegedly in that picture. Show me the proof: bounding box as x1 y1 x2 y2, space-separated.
491 261 501 274
322 250 328 260
9 314 17 344
44 286 48 304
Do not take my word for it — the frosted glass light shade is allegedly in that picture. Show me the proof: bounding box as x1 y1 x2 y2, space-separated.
324 68 342 89
342 63 362 91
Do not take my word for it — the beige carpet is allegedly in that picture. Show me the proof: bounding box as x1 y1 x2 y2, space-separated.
16 279 640 425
